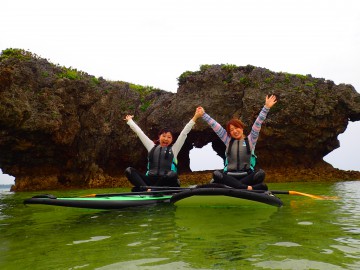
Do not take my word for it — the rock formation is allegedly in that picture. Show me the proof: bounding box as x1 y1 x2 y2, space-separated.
1 49 359 191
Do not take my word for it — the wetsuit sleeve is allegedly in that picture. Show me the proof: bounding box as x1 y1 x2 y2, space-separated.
248 106 270 150
127 119 155 152
172 119 196 158
201 113 231 145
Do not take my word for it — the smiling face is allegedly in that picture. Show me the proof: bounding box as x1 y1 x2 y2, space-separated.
226 119 246 140
159 132 173 147
229 124 244 140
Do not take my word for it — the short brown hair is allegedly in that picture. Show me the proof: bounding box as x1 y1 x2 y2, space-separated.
226 119 245 135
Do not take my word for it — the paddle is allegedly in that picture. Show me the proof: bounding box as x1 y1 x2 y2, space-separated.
140 185 339 200
138 186 191 191
81 184 338 200
81 189 185 198
267 190 338 200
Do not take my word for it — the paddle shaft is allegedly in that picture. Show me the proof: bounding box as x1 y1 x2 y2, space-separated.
222 189 333 199
83 186 336 200
141 186 291 195
140 186 336 199
82 189 182 198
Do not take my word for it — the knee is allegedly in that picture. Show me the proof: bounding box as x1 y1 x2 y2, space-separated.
212 170 224 182
166 171 178 179
125 167 133 178
253 169 265 182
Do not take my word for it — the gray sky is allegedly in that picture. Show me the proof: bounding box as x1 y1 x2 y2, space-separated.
1 0 359 184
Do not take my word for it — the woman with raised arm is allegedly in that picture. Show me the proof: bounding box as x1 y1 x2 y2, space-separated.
124 109 202 189
197 95 277 190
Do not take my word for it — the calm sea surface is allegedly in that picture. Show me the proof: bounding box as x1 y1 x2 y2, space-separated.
1 181 359 270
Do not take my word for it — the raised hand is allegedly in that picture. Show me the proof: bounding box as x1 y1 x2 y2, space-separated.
192 107 204 122
265 95 277 109
196 106 205 116
124 115 134 122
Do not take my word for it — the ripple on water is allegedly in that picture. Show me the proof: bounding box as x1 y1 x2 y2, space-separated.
298 221 313 225
331 244 360 256
95 258 202 270
67 236 111 245
254 258 347 270
127 241 142 247
269 242 302 247
321 249 334 254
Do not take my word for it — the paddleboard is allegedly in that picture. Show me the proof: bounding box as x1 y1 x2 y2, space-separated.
24 193 172 210
170 188 283 207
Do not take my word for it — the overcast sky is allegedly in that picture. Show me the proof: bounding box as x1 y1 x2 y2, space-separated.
1 0 359 184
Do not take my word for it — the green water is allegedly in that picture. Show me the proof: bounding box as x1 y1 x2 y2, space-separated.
1 181 359 270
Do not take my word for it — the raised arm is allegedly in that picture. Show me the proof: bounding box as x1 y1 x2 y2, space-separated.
172 108 202 157
265 94 277 109
124 115 155 152
248 95 277 149
198 107 231 145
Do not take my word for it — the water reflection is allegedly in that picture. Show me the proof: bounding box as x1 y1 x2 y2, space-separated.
96 258 204 270
1 183 360 269
254 258 347 270
172 204 279 268
333 181 360 225
331 181 360 268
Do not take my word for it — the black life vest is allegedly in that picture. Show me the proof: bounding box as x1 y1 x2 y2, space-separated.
224 137 257 172
147 145 177 176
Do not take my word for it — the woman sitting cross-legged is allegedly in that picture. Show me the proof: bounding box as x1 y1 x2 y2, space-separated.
196 94 277 190
124 109 202 189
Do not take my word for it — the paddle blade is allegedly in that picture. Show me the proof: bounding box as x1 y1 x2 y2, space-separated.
80 194 96 198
